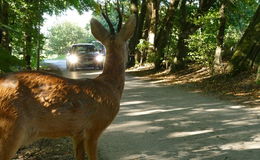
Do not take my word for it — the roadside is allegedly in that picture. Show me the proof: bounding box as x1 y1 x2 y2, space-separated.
127 64 260 107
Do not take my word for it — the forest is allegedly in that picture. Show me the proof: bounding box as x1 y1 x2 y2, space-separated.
0 0 260 159
0 0 259 80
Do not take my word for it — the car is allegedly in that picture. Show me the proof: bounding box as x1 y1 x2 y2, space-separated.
66 43 105 71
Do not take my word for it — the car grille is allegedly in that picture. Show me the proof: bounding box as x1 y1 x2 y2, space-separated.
80 55 95 62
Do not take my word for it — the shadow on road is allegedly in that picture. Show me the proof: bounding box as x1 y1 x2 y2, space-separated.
99 76 260 160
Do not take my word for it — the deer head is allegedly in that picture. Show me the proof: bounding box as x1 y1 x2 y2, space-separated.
91 15 136 94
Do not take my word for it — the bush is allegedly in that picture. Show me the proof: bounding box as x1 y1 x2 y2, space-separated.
0 48 23 73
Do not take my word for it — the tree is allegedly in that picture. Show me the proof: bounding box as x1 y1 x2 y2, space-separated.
230 4 260 73
213 0 257 73
214 1 226 67
128 0 148 66
154 0 180 69
0 0 96 72
0 0 11 54
45 22 88 55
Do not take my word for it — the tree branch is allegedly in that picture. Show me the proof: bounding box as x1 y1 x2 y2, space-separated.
115 0 123 32
100 2 115 35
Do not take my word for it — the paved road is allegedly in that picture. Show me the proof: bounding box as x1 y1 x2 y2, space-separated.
16 61 260 160
98 76 260 160
43 59 67 70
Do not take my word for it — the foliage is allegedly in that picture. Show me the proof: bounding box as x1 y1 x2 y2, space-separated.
230 4 260 73
0 48 22 73
0 0 259 73
84 24 96 42
136 39 150 52
45 22 88 55
92 0 131 33
188 33 216 67
187 10 219 67
0 0 96 72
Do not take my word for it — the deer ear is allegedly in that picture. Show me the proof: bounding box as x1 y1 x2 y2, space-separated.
118 15 136 41
90 18 110 43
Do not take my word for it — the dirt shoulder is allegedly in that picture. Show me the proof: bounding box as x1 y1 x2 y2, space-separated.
127 64 260 107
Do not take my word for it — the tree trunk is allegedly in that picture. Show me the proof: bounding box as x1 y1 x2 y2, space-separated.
24 32 32 70
23 14 34 71
257 65 260 84
214 2 226 72
128 0 147 67
154 0 180 69
147 0 159 64
36 1 41 70
230 5 260 73
0 0 11 54
214 2 226 65
140 0 158 65
175 0 189 69
148 0 159 45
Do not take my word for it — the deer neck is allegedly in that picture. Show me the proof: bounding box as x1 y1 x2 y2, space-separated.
96 44 126 96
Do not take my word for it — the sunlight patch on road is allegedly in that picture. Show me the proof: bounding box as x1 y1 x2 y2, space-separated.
220 134 260 151
220 141 260 151
204 108 228 112
167 129 214 138
223 119 259 126
121 101 147 106
124 108 186 116
228 105 244 109
149 79 172 84
108 121 164 133
121 151 174 160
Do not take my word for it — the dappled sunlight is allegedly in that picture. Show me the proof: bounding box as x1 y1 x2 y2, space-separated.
171 120 200 127
57 75 256 160
220 134 260 150
120 100 147 106
124 108 186 116
221 141 260 151
149 79 173 84
124 76 161 90
228 105 245 109
121 151 174 160
100 76 260 159
204 108 228 112
167 129 214 138
108 120 164 134
222 117 259 126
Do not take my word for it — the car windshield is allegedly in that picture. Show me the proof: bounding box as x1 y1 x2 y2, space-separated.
71 45 96 54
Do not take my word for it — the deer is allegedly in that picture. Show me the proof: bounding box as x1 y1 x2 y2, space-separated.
0 15 136 160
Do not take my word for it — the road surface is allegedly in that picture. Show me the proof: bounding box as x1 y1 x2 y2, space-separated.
15 62 260 160
98 75 260 160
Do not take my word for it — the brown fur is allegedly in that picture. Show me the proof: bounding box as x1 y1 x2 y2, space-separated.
0 16 136 160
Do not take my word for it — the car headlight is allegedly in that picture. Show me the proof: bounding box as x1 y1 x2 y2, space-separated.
67 54 79 64
95 55 104 63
